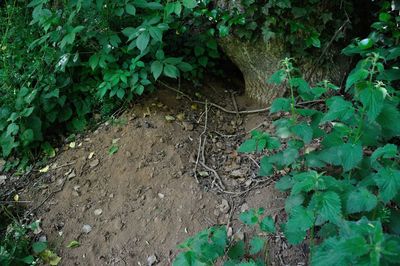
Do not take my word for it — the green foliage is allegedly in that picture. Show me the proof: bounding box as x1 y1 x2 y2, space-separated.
232 2 400 264
174 209 275 265
0 220 58 265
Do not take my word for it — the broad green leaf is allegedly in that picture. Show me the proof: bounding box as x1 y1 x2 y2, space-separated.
125 3 136 15
275 175 293 191
163 64 179 78
182 0 197 8
373 167 400 203
259 156 273 176
268 69 286 85
358 84 386 121
240 209 259 226
238 139 257 153
319 143 363 172
371 144 398 169
227 240 245 260
320 97 354 124
376 103 400 139
346 68 369 90
149 26 163 42
270 98 291 113
268 148 299 167
291 122 313 144
308 191 341 224
249 237 265 255
32 241 48 253
260 216 275 233
284 206 314 244
0 134 18 157
21 129 34 146
108 145 119 155
346 187 377 214
150 60 163 80
136 31 150 52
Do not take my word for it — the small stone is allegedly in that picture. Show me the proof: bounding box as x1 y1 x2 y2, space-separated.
94 209 103 216
90 159 99 168
125 151 132 157
109 193 114 198
82 224 92 234
0 175 7 185
182 122 194 131
157 193 165 199
147 254 157 266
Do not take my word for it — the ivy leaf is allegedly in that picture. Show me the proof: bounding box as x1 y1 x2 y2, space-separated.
249 237 265 255
270 98 291 113
373 167 400 203
346 187 377 214
268 69 286 85
136 31 150 53
150 60 163 80
260 216 275 233
308 191 342 224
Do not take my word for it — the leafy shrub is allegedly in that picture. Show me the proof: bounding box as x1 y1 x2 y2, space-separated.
175 2 400 265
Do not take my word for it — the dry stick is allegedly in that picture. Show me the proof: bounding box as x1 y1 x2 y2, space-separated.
194 101 208 184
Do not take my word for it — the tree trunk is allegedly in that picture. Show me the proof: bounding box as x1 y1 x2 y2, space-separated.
219 36 286 105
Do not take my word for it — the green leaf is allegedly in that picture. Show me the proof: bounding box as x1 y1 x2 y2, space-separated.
268 69 286 85
259 156 273 176
151 61 163 80
291 123 313 144
21 129 34 146
371 144 398 162
260 216 275 233
373 167 400 203
270 98 291 113
0 134 18 157
319 143 363 172
346 187 377 214
249 237 265 255
125 3 136 15
238 139 257 153
228 240 245 260
20 107 34 117
7 123 19 136
163 64 179 78
108 145 119 155
32 241 48 253
66 240 80 248
182 0 197 8
268 148 299 167
239 209 259 226
346 68 369 90
149 26 163 42
358 84 386 121
320 97 354 124
308 191 341 224
284 206 314 244
376 103 400 139
275 175 293 191
136 31 150 52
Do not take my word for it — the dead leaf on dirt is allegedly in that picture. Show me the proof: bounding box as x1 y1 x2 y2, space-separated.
39 165 50 173
176 113 185 121
218 199 230 214
13 194 19 202
88 152 95 159
158 193 165 199
165 115 175 122
69 142 76 148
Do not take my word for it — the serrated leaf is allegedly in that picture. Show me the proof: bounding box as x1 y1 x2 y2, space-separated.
228 240 245 260
373 167 400 203
260 216 275 233
319 143 363 172
308 191 341 224
238 139 257 153
239 209 258 226
284 206 314 244
346 68 369 90
358 84 386 121
268 69 286 85
291 123 313 144
320 97 354 124
249 237 265 255
259 156 273 176
275 175 293 191
346 187 377 214
270 98 291 113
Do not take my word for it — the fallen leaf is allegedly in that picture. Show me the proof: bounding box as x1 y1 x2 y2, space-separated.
66 240 80 248
165 115 175 122
39 165 50 173
14 194 19 202
176 113 185 121
69 142 76 148
88 152 95 159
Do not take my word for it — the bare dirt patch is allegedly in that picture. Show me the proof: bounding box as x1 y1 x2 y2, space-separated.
22 81 306 265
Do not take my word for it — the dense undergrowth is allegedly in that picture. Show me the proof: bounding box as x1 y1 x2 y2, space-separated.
1 0 398 265
174 2 400 265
